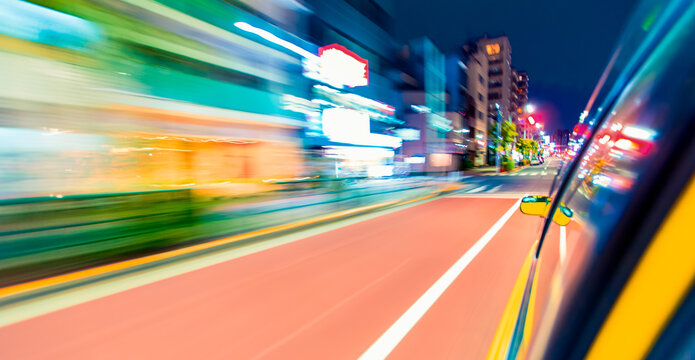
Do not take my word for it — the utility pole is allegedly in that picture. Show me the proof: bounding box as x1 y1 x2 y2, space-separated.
495 104 501 174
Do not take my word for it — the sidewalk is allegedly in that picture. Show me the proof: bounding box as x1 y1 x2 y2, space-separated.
0 178 458 286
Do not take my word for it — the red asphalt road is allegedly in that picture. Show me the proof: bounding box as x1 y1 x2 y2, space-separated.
0 197 544 359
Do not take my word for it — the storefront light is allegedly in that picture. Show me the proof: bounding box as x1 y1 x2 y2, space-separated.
234 22 316 59
324 146 394 161
368 165 393 178
405 156 426 164
322 108 402 148
328 133 402 148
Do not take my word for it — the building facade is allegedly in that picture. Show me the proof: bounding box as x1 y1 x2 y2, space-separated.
399 38 460 173
280 0 408 177
513 70 532 139
460 43 489 165
458 35 528 166
478 36 513 125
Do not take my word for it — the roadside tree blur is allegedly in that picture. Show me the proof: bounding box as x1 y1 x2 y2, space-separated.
517 138 539 160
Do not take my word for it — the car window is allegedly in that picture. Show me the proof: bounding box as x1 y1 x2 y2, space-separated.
528 0 695 357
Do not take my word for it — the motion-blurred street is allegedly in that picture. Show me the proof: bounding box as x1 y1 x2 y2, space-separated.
4 0 683 358
0 169 568 359
460 159 562 195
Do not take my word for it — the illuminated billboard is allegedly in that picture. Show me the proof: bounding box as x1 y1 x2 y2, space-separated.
393 128 421 141
321 108 401 148
304 44 369 88
322 108 370 138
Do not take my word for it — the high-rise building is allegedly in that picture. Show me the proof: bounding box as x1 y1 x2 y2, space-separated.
478 36 513 125
510 68 520 123
515 70 529 116
461 35 524 165
513 70 530 138
460 43 489 166
510 69 528 122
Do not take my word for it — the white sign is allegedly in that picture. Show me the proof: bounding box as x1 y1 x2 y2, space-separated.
322 108 370 138
394 128 421 141
304 44 369 88
321 108 401 148
405 156 426 164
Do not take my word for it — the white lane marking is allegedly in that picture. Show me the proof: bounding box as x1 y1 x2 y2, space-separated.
466 185 488 193
530 172 539 176
541 171 547 176
559 226 567 265
489 185 503 193
519 172 529 176
358 199 522 360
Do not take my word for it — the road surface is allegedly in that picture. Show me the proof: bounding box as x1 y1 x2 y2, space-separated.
461 160 562 195
0 162 565 359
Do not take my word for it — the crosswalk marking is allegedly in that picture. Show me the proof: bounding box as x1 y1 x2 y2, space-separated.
466 185 487 193
475 166 559 177
489 185 503 193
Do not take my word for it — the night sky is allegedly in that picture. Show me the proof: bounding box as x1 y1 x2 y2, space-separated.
393 0 639 131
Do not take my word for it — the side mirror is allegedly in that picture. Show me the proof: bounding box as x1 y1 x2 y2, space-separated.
520 195 573 226
520 195 549 216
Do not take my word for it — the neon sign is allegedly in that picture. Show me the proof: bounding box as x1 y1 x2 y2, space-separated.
305 44 368 88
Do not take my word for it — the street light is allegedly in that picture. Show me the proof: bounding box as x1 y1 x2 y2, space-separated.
535 123 542 129
528 116 536 125
525 104 535 113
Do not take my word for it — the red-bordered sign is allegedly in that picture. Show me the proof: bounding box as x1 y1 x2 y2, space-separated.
317 43 369 87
